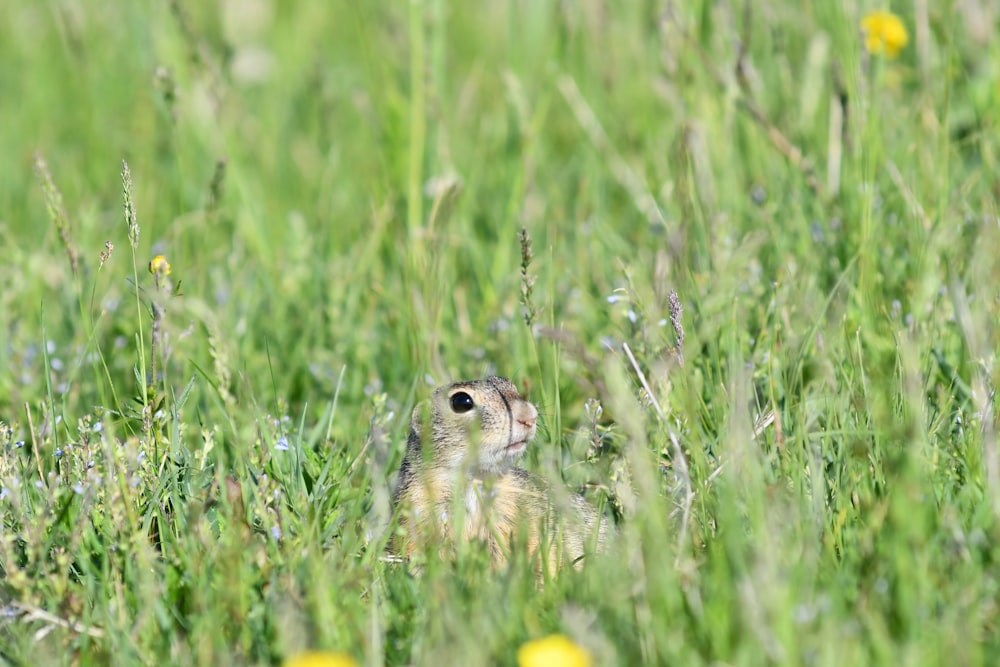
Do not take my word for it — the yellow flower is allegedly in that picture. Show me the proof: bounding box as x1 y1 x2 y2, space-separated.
861 10 909 58
148 255 171 276
517 634 592 667
282 651 358 667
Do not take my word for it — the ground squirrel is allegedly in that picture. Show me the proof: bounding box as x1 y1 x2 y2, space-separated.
391 376 611 571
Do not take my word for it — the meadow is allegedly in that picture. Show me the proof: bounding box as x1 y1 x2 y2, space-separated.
1 1 999 665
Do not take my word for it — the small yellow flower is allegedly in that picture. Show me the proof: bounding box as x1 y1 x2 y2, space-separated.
148 255 171 276
282 651 358 667
517 634 592 667
861 10 909 58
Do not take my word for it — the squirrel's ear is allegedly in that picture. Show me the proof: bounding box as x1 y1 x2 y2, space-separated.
410 399 430 431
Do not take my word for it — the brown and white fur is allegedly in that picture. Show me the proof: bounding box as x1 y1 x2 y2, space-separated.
391 376 611 572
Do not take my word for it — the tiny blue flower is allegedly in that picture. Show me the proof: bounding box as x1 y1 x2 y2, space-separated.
270 526 282 541
54 448 64 458
14 441 25 448
275 436 290 451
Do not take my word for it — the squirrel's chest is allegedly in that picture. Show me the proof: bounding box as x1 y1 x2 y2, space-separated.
446 476 524 541
400 471 538 563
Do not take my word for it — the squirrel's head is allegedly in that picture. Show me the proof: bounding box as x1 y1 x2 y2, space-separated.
410 376 538 474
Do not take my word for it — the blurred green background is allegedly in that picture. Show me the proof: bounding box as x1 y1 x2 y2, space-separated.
1 1 999 665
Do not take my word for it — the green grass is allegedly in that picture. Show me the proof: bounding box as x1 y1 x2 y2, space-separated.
2 1 999 665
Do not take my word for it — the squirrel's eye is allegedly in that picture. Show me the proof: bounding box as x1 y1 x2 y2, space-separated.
450 391 475 413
